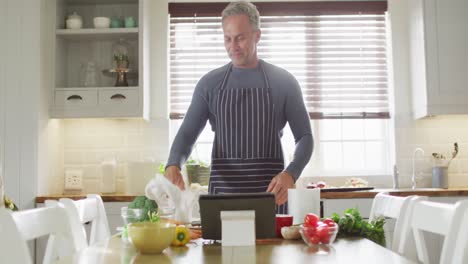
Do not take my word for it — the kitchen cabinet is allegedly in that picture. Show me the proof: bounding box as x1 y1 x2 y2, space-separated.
46 0 150 119
408 0 468 119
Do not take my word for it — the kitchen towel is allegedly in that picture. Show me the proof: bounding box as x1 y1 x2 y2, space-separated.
287 188 320 225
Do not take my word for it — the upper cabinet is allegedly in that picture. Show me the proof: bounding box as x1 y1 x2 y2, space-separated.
46 0 150 119
408 0 468 119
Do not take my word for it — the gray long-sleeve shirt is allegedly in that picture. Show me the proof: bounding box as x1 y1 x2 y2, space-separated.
167 60 313 180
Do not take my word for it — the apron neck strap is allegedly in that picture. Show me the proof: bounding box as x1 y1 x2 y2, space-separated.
219 60 270 91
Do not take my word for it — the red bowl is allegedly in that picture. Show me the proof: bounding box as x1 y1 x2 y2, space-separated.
299 223 338 246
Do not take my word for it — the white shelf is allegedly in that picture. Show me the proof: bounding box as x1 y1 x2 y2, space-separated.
56 28 138 41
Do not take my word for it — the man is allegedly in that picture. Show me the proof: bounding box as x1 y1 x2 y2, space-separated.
165 1 313 214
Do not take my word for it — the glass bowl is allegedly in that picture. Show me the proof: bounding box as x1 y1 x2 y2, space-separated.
299 223 339 246
121 207 144 225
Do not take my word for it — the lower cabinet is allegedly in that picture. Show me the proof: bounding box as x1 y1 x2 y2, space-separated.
321 198 373 218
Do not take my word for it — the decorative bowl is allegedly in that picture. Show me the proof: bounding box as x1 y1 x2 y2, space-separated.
281 225 301 240
93 17 110 28
127 222 176 254
299 223 338 246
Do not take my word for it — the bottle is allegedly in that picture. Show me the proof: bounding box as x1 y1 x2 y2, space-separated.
393 165 399 189
81 61 99 87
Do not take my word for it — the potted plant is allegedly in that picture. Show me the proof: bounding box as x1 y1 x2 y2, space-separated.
185 158 210 186
158 157 211 186
113 53 129 69
0 171 18 211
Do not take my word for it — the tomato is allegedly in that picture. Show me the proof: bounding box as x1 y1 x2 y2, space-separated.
316 225 330 241
305 226 316 237
304 213 319 227
309 235 321 244
321 234 331 244
323 218 336 227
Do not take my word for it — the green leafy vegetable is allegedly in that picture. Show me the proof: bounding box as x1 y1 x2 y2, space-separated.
331 208 386 246
128 196 158 221
148 211 160 223
158 163 166 175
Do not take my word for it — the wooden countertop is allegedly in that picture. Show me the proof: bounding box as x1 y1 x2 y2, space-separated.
57 236 414 264
35 188 468 203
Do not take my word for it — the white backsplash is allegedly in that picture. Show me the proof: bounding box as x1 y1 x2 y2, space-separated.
395 115 468 188
60 118 170 194
56 114 468 194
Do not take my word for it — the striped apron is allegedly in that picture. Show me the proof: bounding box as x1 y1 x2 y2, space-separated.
208 62 287 214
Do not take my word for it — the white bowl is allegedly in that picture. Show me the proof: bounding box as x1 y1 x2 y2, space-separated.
93 17 110 28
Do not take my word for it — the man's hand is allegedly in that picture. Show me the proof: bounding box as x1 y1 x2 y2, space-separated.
266 171 295 205
164 165 185 191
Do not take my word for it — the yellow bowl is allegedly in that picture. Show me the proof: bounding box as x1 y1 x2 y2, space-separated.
127 222 176 254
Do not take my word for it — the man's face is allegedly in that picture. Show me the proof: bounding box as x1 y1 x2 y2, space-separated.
222 14 261 68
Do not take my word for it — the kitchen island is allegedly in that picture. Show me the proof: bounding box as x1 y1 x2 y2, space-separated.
55 235 415 264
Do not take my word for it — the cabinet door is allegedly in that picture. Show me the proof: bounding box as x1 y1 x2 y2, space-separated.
410 0 468 118
435 0 468 107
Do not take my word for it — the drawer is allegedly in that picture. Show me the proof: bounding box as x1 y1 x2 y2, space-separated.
55 90 98 107
99 89 139 106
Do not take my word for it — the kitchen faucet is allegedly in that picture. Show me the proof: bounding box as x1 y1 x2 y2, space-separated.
412 148 425 190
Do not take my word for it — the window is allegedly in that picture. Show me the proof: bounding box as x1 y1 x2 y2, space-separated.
169 1 391 176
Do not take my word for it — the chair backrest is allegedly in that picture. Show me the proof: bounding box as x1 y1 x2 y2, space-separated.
396 195 428 261
368 192 425 252
449 202 468 264
409 200 468 264
58 194 110 245
0 205 86 264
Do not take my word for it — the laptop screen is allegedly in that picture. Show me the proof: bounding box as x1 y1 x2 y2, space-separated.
199 192 276 240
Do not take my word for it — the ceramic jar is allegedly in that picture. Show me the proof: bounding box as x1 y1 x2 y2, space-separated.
66 12 83 29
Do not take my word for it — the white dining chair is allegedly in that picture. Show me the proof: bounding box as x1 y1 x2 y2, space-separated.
368 192 427 252
389 194 427 262
0 205 86 264
408 199 468 264
449 202 468 264
47 194 111 246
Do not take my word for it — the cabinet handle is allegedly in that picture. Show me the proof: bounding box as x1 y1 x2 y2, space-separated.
66 95 83 100
110 94 126 100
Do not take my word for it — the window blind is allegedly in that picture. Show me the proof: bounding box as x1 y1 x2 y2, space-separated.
169 1 389 119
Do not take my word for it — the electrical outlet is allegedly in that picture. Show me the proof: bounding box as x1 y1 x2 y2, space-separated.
64 170 83 190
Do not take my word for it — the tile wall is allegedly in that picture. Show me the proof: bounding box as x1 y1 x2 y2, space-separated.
60 119 170 194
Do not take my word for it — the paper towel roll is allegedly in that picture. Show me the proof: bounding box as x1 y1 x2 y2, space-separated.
288 188 320 224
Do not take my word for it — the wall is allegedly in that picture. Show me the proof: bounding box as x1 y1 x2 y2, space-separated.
1 0 464 197
389 0 468 188
0 0 48 209
44 0 468 194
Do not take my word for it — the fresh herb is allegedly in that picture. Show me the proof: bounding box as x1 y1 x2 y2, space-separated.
158 163 166 175
331 208 386 246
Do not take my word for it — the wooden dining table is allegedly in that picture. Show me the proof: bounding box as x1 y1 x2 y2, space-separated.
56 235 415 264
